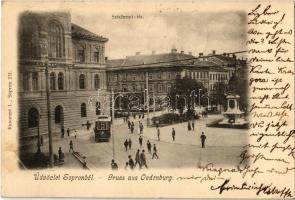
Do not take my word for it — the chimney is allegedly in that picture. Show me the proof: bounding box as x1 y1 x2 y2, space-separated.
180 50 184 54
199 53 203 57
212 50 216 55
136 52 141 55
152 50 156 55
188 52 192 55
223 52 226 56
171 48 177 53
105 57 108 61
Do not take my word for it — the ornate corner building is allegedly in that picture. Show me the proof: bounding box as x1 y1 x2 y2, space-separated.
18 12 109 146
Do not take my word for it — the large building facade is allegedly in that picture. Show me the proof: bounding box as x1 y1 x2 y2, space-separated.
106 49 241 98
18 12 109 145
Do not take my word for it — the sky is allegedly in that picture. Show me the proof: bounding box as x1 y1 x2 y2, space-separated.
72 11 247 59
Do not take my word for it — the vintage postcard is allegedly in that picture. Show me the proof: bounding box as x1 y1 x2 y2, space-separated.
1 0 294 198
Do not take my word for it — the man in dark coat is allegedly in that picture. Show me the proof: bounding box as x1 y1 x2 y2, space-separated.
124 139 128 151
200 132 207 148
139 136 143 147
152 144 159 159
69 140 74 152
134 149 141 168
128 138 132 150
172 128 176 141
111 159 118 170
128 155 135 169
147 140 152 154
192 120 195 131
67 128 70 137
140 150 148 169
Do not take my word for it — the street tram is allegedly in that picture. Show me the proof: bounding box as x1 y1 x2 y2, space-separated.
94 115 111 142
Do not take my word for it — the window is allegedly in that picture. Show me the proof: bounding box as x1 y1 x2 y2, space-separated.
132 74 136 81
32 72 38 91
55 105 63 124
23 73 29 91
167 84 171 92
81 103 87 117
157 73 162 79
140 84 145 91
79 74 85 89
149 73 153 80
58 72 64 90
149 84 153 92
96 102 101 115
50 72 56 90
113 74 118 82
158 84 163 92
132 84 136 91
28 107 39 128
167 72 171 80
94 74 100 89
140 74 145 81
94 48 99 63
78 46 85 63
48 22 64 58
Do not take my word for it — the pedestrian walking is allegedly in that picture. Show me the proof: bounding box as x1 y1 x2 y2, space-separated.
200 132 207 148
58 147 64 161
67 128 70 137
152 144 159 159
192 120 195 131
111 159 118 170
134 149 141 168
188 121 191 131
172 128 175 141
61 127 64 138
147 140 152 154
128 155 135 169
124 139 128 151
139 136 143 147
139 122 144 134
140 150 148 169
130 125 134 134
128 138 132 150
74 130 77 139
69 140 74 152
157 127 160 141
128 120 131 129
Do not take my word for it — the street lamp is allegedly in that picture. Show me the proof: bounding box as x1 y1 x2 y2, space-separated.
202 95 210 110
190 90 198 110
198 89 202 108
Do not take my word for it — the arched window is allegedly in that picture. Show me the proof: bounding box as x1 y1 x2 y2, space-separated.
48 22 64 58
55 105 63 124
94 48 99 63
50 72 56 90
32 72 38 91
58 72 64 90
79 74 85 89
28 107 39 128
96 102 101 115
94 74 100 89
81 103 87 117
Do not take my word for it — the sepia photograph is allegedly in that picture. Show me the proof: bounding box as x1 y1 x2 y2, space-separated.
18 10 249 170
2 0 294 198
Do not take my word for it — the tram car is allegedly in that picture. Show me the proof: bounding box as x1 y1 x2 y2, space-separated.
94 115 111 142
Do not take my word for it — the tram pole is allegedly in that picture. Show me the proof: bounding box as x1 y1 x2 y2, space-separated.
111 90 115 160
45 58 54 167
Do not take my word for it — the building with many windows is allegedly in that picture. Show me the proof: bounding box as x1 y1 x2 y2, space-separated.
18 12 109 144
106 49 239 98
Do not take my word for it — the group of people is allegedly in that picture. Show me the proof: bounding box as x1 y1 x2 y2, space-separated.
122 112 145 123
61 127 77 139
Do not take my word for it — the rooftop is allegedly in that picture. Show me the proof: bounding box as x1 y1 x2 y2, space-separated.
71 23 108 42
